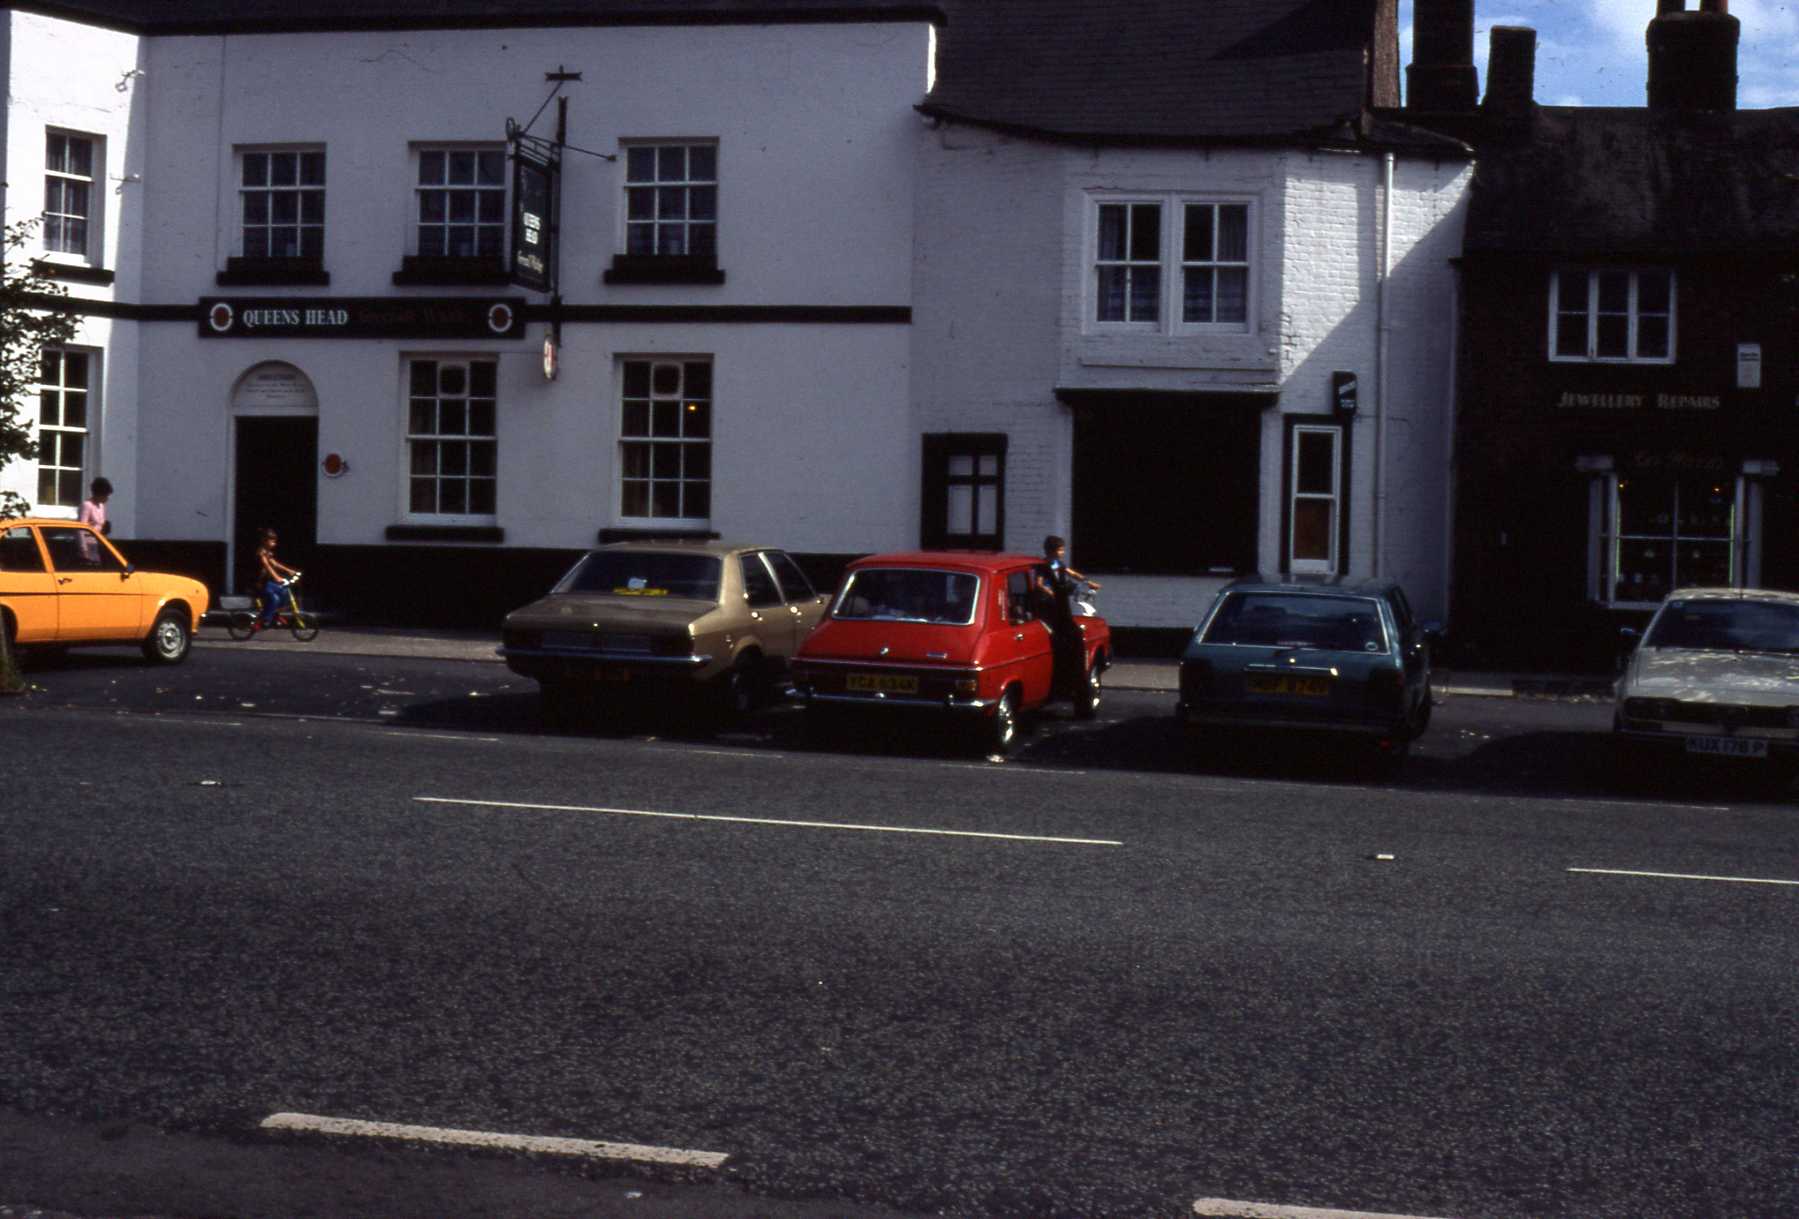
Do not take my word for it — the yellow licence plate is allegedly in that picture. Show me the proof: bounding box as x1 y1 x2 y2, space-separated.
1247 674 1331 696
847 673 919 694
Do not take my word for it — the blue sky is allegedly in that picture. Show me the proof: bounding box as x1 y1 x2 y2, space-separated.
1398 0 1799 108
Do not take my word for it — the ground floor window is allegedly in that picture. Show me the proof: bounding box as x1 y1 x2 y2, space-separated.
1585 458 1770 606
921 433 1006 550
36 348 93 509
1286 421 1344 576
406 358 496 519
620 358 711 523
1072 399 1261 574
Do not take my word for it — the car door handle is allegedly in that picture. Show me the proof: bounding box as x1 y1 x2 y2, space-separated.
1014 632 1025 642
57 577 72 584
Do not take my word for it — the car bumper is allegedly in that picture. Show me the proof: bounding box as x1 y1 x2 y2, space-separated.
499 646 715 684
793 689 997 714
1177 702 1405 738
1614 722 1799 761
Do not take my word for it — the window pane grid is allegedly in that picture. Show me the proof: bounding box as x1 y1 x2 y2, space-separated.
1606 475 1736 604
623 143 718 258
1182 203 1249 324
36 350 91 509
44 132 96 257
620 360 712 521
416 147 507 258
1096 202 1161 323
406 359 497 518
241 150 325 259
1552 269 1674 363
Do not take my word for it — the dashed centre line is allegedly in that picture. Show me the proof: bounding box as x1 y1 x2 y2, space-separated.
414 795 1122 846
1193 1199 1458 1219
259 1111 726 1168
1568 866 1799 887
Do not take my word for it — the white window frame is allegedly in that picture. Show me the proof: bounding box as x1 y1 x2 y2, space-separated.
44 130 102 264
1288 424 1342 576
402 356 498 525
411 144 508 259
1548 268 1676 365
237 146 326 259
1584 460 1758 608
1088 193 1256 336
617 357 713 527
619 141 719 259
34 347 98 514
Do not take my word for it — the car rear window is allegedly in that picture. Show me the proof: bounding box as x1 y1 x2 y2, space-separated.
833 568 979 625
1646 599 1799 653
1201 592 1386 652
555 552 722 601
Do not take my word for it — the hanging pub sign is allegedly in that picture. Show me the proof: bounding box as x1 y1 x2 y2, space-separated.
200 297 525 339
510 140 559 294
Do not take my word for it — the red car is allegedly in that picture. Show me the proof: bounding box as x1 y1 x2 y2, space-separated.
790 550 1112 754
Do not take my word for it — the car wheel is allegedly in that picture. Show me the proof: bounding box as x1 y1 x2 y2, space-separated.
983 687 1019 756
1411 680 1434 735
719 654 763 719
142 608 191 664
1073 660 1102 720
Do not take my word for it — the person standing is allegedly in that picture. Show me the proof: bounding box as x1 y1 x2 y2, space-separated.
77 477 112 564
1038 535 1099 695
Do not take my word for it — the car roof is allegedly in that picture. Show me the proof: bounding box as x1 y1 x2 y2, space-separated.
846 550 1038 574
10 518 95 528
1661 586 1799 606
1218 575 1403 598
588 539 764 559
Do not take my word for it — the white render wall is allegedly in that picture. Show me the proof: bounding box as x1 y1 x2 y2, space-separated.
1 12 148 528
10 16 928 560
913 122 1470 627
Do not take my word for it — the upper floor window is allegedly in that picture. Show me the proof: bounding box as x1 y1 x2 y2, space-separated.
416 148 506 260
44 132 99 260
624 143 717 259
240 149 325 259
619 358 711 523
1551 269 1674 364
1092 196 1252 332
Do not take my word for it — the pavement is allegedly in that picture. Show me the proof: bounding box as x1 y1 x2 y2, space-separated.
191 621 1619 701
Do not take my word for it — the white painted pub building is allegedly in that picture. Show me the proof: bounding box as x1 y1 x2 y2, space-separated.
4 0 1471 636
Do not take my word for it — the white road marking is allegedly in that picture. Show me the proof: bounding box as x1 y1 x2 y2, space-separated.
415 795 1122 847
1568 866 1799 887
382 730 499 743
1193 1199 1457 1219
259 1112 726 1168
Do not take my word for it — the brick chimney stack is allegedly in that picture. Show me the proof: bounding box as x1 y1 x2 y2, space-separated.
1647 0 1739 111
1406 0 1478 112
1482 25 1536 132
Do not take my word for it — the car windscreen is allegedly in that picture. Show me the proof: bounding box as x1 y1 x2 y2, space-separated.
832 568 979 625
1200 592 1386 652
554 552 722 601
1645 598 1799 653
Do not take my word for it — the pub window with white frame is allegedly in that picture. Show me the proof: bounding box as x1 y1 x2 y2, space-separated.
414 147 507 259
406 358 497 519
1587 465 1749 607
922 433 1006 550
240 148 326 259
44 131 100 261
36 349 95 510
1288 424 1342 575
622 143 717 259
1093 195 1253 332
619 358 712 523
1550 268 1675 363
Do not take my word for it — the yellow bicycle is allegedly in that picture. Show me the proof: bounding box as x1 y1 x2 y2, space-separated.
226 573 319 641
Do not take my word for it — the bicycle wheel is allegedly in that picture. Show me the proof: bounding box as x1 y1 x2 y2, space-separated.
226 610 259 641
287 605 320 642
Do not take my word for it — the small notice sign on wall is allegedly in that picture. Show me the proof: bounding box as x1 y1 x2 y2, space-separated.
1737 343 1761 389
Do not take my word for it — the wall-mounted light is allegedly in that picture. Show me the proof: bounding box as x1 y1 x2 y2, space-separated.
322 453 349 478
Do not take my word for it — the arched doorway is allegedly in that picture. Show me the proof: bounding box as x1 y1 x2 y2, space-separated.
230 362 318 594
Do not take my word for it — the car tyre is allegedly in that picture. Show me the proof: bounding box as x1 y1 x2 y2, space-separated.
719 653 764 720
142 608 191 664
1073 660 1102 720
983 687 1019 756
1411 680 1434 735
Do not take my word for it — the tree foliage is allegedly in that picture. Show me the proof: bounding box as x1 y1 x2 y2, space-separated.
2 218 80 520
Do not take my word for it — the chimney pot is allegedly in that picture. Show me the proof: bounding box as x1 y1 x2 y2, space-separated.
1406 0 1478 111
1483 25 1537 131
1647 0 1739 111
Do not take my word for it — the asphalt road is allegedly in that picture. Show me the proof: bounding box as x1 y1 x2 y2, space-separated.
1 645 1793 1219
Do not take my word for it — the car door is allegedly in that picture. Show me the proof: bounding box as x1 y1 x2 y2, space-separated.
0 525 58 644
737 552 788 657
39 524 142 642
1386 589 1429 714
1001 565 1056 708
761 550 828 659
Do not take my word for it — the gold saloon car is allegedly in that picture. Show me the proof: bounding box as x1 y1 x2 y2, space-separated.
500 540 829 725
0 519 210 664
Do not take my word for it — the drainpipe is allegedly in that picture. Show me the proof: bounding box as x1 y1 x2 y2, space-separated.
1374 151 1394 577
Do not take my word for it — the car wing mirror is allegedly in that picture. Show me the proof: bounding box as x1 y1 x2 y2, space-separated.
122 564 136 579
1618 626 1641 649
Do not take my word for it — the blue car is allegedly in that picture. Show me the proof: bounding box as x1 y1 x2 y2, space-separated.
1177 578 1439 769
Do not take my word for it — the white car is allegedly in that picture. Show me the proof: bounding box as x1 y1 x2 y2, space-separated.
1614 587 1799 788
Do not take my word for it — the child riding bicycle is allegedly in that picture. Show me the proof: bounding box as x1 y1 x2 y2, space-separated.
253 527 301 630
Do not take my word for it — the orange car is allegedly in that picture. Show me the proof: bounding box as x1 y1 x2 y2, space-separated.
0 518 209 664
